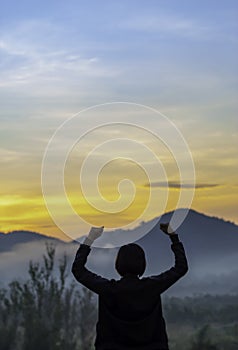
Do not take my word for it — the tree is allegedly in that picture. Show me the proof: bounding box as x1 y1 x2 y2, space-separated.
189 325 218 350
78 287 97 350
0 244 97 350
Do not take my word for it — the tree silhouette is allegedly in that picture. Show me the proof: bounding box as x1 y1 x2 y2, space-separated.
189 325 218 350
0 245 237 350
0 244 96 350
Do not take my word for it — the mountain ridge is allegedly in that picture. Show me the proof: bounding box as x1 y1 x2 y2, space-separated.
0 209 238 295
0 230 63 253
1 208 237 246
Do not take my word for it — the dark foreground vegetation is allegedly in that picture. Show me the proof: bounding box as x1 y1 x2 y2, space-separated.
0 245 237 350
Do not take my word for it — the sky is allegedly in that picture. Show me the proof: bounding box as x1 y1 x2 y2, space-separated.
0 0 237 240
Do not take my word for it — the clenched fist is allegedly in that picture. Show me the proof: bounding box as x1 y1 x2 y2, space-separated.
88 226 104 241
160 223 176 236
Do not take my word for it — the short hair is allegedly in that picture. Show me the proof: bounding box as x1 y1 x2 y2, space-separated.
115 243 146 277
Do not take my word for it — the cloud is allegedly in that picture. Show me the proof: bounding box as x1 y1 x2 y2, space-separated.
119 13 211 39
0 239 118 287
0 20 117 90
0 147 30 162
0 239 238 296
143 181 220 189
0 43 107 88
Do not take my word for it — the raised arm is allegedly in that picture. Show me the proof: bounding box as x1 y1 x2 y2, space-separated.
71 226 112 294
149 223 188 293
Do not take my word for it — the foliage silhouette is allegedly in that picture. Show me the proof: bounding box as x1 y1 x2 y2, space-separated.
0 244 96 350
0 245 237 350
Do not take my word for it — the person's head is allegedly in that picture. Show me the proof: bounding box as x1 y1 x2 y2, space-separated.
115 243 146 277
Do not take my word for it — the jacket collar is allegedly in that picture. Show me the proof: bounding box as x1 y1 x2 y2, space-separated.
121 273 139 279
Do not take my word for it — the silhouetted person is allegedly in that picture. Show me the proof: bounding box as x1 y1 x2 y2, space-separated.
72 223 188 350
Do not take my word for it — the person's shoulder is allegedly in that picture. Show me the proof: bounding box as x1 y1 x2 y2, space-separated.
105 278 119 287
140 276 163 286
109 278 117 283
139 276 158 285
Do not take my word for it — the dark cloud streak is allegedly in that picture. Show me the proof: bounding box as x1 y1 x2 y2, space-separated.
143 182 220 189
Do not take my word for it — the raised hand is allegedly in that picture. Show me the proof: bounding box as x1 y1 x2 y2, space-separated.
160 223 176 236
87 226 104 242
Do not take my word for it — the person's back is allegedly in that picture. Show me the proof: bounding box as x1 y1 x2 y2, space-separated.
96 276 168 349
72 224 188 350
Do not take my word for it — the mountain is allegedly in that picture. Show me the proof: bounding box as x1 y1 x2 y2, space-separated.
136 209 238 295
85 209 238 295
0 209 238 295
0 230 62 253
138 209 238 270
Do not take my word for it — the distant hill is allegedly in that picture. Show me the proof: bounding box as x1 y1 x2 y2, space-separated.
92 208 238 273
0 209 238 295
1 209 237 255
0 230 62 253
136 209 238 295
138 208 238 268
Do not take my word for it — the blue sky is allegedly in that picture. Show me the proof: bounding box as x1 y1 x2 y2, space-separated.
0 1 237 115
0 0 237 238
1 1 237 100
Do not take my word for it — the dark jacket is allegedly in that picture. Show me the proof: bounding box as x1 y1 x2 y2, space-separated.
72 235 188 350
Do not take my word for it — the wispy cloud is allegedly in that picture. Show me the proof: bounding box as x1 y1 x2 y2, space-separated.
0 20 116 89
119 13 211 39
0 147 30 162
143 181 221 189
